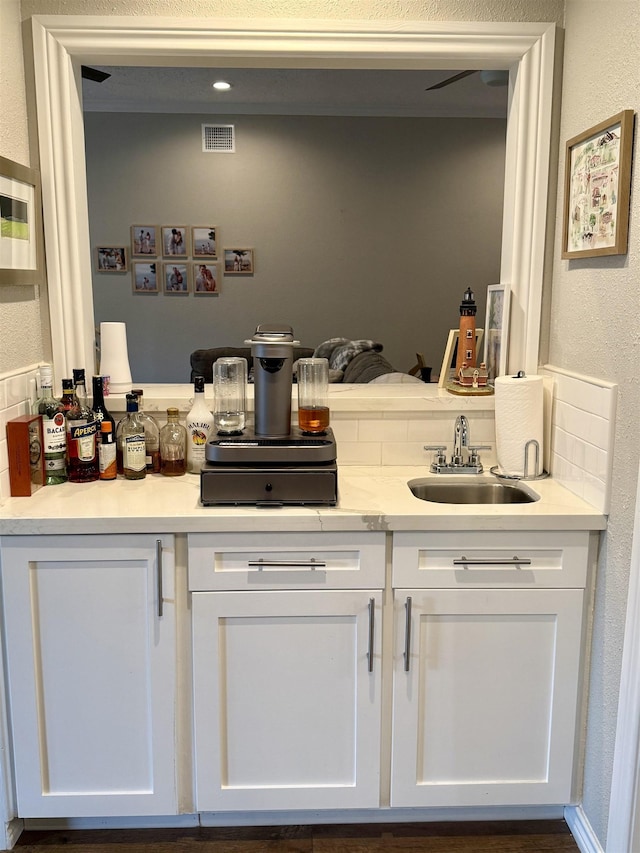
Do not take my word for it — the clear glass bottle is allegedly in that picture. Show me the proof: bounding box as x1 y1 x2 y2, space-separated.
186 375 214 474
131 389 161 473
98 420 117 480
33 364 68 485
65 368 99 483
160 408 186 476
121 393 146 480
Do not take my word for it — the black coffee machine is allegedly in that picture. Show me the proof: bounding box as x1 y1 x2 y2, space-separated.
200 324 337 506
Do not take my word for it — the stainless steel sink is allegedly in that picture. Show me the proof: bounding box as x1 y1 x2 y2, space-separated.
408 476 538 504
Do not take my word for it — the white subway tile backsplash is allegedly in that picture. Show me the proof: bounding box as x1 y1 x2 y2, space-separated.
543 365 617 514
337 442 382 466
359 418 408 442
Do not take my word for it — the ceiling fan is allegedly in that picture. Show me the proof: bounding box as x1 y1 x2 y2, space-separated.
426 69 509 90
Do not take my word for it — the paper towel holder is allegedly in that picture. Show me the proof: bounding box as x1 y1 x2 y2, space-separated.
490 438 549 482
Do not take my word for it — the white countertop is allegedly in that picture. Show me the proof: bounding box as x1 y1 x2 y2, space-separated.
0 467 606 536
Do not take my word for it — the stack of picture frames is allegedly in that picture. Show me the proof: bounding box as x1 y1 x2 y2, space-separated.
95 225 255 295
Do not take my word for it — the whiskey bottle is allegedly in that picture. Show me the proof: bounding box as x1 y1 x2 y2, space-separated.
159 408 186 476
33 364 68 485
65 368 99 483
185 375 214 474
60 378 75 411
131 388 161 473
121 393 146 480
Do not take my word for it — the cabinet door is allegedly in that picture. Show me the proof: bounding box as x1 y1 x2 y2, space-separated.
192 590 382 811
1 534 176 817
391 588 583 807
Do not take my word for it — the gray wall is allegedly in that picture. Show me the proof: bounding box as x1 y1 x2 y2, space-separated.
85 113 506 383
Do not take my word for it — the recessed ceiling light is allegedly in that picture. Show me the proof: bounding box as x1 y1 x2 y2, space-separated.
212 80 232 91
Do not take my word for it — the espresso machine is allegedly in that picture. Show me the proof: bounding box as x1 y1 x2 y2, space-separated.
200 324 337 506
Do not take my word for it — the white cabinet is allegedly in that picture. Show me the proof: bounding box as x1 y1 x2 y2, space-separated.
188 531 385 812
390 531 592 808
192 589 382 811
0 534 177 818
390 588 584 807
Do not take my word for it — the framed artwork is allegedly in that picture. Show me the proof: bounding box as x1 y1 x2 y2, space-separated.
562 110 635 259
483 283 511 383
0 155 45 286
131 261 158 293
438 328 485 389
96 246 127 272
192 226 217 258
130 225 158 257
224 247 254 274
162 225 188 257
163 262 189 294
193 262 219 294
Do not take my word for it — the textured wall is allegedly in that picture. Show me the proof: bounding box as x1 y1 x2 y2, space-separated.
0 0 44 375
550 2 640 845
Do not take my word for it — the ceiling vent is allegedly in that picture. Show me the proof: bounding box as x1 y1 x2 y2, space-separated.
202 124 235 153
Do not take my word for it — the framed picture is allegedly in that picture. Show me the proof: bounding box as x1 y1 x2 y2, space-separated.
96 246 127 272
192 226 217 258
163 262 189 294
193 262 219 294
562 110 635 258
162 225 188 257
131 225 158 257
224 247 254 274
438 328 485 389
0 155 45 286
131 261 158 293
484 283 511 383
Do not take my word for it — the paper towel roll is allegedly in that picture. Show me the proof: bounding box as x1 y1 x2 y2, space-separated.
99 322 133 395
494 373 544 477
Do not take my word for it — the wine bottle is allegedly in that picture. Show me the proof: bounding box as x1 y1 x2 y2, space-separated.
91 375 116 433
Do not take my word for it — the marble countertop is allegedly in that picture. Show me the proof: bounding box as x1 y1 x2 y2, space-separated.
0 467 606 536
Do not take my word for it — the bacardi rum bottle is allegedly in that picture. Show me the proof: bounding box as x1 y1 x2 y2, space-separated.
33 364 68 485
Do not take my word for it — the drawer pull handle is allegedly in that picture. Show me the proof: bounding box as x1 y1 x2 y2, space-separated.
156 539 163 618
367 597 375 673
247 559 327 569
453 555 532 567
404 596 412 672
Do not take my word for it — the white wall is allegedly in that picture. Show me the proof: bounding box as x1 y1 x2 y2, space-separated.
0 0 44 375
551 2 640 845
85 112 505 382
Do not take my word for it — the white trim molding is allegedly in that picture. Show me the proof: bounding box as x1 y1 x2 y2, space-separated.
565 805 606 853
28 15 556 380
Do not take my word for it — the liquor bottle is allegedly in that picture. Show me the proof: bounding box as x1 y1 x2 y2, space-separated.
32 364 68 485
91 375 116 434
159 408 187 476
65 368 99 483
60 378 75 411
98 420 117 480
121 393 146 480
185 376 214 474
131 388 161 473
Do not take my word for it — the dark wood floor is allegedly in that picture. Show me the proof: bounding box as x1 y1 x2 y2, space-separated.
15 821 580 852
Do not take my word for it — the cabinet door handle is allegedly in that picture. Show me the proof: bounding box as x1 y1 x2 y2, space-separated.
247 559 327 568
404 596 412 672
367 597 375 673
452 555 532 566
156 539 163 618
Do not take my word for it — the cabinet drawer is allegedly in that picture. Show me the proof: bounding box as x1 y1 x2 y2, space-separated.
392 530 591 589
188 531 386 590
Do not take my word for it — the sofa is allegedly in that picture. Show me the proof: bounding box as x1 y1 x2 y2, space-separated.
190 346 315 383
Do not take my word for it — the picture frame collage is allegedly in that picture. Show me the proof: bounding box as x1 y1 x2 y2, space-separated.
96 225 255 296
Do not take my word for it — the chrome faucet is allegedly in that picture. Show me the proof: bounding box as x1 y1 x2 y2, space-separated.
424 414 491 474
